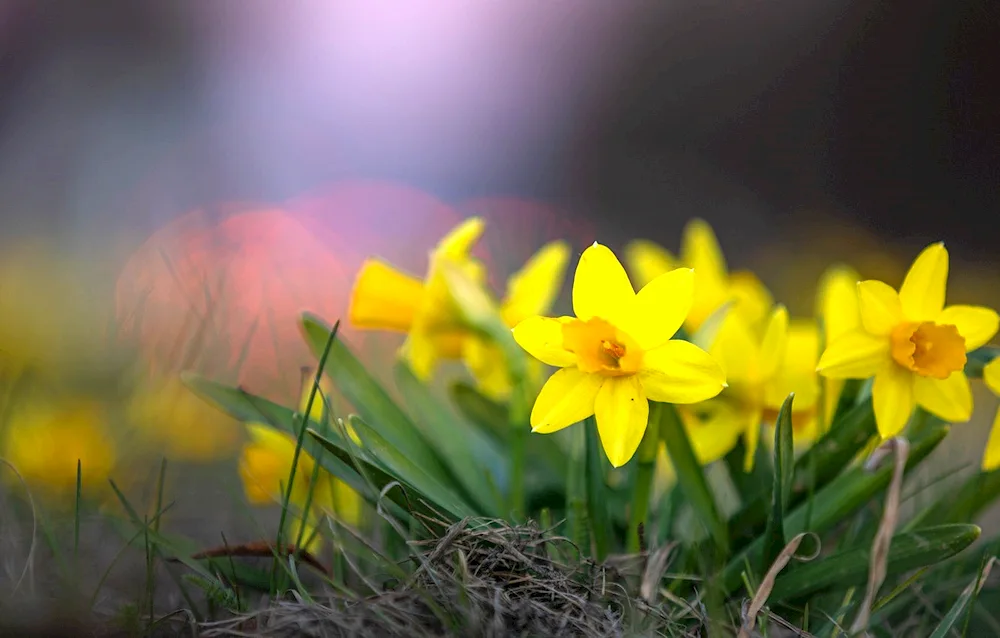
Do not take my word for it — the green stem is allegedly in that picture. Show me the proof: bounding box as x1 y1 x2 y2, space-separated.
508 381 529 519
627 462 655 553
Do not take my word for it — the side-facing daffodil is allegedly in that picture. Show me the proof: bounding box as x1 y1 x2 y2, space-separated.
624 218 772 332
761 319 823 452
981 358 1000 471
239 423 360 554
816 265 862 426
817 243 999 438
512 243 727 467
654 401 744 497
350 217 569 400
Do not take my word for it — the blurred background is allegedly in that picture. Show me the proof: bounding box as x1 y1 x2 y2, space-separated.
0 0 998 616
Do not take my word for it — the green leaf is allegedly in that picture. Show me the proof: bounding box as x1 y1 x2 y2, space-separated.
345 415 478 520
657 402 728 553
927 556 995 638
565 425 590 552
768 524 980 603
723 424 949 592
300 314 451 487
966 346 1000 378
762 393 795 570
584 416 610 560
393 364 505 516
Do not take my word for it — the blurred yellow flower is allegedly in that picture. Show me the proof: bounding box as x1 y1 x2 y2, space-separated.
816 265 862 426
817 243 999 438
981 358 1000 471
761 319 823 452
1 399 116 501
624 219 772 332
238 423 361 553
297 368 362 446
350 217 570 400
655 401 744 493
512 243 726 467
128 376 242 462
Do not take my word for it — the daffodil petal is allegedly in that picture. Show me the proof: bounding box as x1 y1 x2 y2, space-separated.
743 406 764 472
937 305 1000 351
639 340 727 404
681 218 728 289
817 265 861 343
982 408 1000 472
759 305 789 380
594 376 648 468
816 329 890 379
899 242 948 321
872 365 915 438
573 243 636 323
530 367 602 433
624 239 676 289
625 267 694 350
436 217 485 259
512 316 577 367
857 280 903 336
501 240 570 326
711 313 759 382
349 259 425 331
729 270 774 326
985 358 1000 396
914 370 972 423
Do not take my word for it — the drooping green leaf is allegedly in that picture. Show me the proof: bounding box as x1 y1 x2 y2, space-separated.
768 524 980 603
723 424 949 592
394 363 505 516
300 314 451 487
584 416 610 559
657 402 728 553
762 393 795 570
966 345 1000 379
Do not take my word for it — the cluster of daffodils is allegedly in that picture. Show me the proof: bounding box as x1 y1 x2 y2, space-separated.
349 217 1000 475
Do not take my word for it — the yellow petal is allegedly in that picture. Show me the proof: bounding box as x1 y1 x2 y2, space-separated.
530 367 603 433
872 365 915 438
743 406 765 472
898 242 948 321
333 479 363 526
624 267 694 351
463 337 512 400
436 217 485 259
573 243 636 323
639 339 727 404
729 270 774 326
914 370 973 423
982 408 1000 472
857 280 903 336
624 239 676 289
817 265 861 343
759 305 789 380
710 313 760 383
349 259 425 332
240 424 299 505
681 218 728 289
816 329 890 379
290 516 324 555
681 401 746 464
501 240 570 327
512 316 577 367
594 375 649 468
937 305 999 351
985 358 1000 396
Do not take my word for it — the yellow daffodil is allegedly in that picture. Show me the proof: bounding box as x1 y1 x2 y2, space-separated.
761 319 823 452
350 217 569 399
654 401 744 495
816 265 862 426
981 358 1000 471
624 219 772 332
511 243 727 467
127 376 242 462
1 399 116 501
239 423 361 553
817 243 999 438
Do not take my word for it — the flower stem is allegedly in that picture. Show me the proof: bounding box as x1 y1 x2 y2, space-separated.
508 382 529 519
627 406 660 553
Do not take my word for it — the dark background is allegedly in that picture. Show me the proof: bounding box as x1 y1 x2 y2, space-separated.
0 0 997 261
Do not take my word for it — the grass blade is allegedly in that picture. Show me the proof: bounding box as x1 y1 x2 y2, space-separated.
762 393 795 570
584 415 610 559
927 557 996 638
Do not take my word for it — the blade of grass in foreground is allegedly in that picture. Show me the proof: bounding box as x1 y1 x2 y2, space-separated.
762 393 795 571
927 556 996 638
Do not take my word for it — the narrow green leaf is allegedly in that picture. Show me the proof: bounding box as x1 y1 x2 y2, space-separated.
394 363 505 516
657 402 728 553
762 393 795 570
723 424 949 592
768 524 980 603
584 416 610 559
346 415 478 520
566 425 589 553
927 556 995 638
300 314 451 486
966 346 1000 378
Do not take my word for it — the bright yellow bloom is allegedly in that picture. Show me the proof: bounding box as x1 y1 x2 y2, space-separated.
1 399 116 501
239 423 361 553
761 319 823 452
624 219 772 332
817 243 999 438
128 376 242 462
654 401 744 493
816 265 862 426
982 358 1000 471
350 218 569 399
512 243 727 467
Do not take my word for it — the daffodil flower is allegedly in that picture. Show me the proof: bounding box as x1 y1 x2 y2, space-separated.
350 217 569 400
512 243 727 467
816 265 862 426
981 358 1000 471
654 401 745 495
239 424 360 553
624 218 772 332
817 243 1000 438
760 319 823 452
